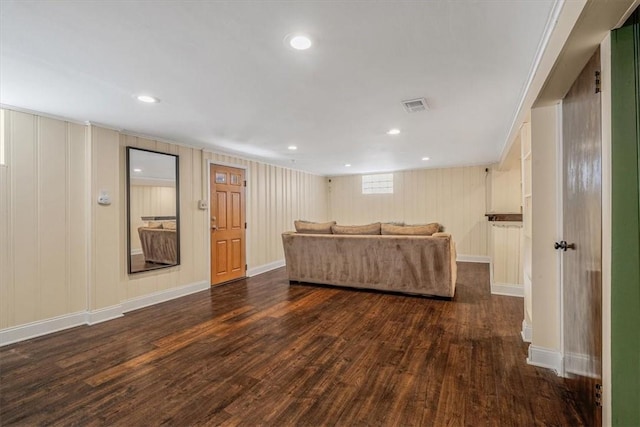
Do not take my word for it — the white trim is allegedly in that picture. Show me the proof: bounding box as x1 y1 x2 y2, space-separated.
491 282 524 297
564 352 601 379
247 259 285 277
500 0 566 163
130 248 143 256
521 319 533 342
615 0 640 28
555 102 566 377
122 280 209 313
86 305 124 325
456 254 490 263
527 344 564 376
0 311 87 346
1 280 209 346
0 104 89 126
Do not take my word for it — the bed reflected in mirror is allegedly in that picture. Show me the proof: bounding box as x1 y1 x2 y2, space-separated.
126 147 180 274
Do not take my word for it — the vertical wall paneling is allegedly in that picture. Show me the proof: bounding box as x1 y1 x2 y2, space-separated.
205 152 328 271
328 166 489 257
0 108 328 337
90 126 120 312
119 135 207 302
0 111 89 329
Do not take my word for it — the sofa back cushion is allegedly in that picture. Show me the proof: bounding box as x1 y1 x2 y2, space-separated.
294 220 336 234
381 222 440 235
331 222 382 235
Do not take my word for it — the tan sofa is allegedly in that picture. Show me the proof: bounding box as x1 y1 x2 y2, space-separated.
138 226 178 265
281 231 457 298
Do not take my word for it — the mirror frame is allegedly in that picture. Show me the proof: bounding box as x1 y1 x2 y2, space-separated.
126 147 180 274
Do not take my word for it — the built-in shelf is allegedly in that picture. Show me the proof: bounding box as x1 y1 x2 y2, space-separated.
485 212 523 222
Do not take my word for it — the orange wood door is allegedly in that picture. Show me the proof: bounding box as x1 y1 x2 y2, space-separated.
210 164 246 285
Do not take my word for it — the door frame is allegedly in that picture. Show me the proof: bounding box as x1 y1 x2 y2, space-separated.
554 36 614 422
206 159 249 285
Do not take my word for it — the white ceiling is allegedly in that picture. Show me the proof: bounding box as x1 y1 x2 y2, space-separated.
0 0 557 176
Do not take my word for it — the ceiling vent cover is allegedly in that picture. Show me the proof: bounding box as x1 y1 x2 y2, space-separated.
401 97 428 113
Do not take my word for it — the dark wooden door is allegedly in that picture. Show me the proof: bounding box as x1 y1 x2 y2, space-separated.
561 48 602 425
210 164 246 285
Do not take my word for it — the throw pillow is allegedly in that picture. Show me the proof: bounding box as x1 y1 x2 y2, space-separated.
162 221 177 230
331 222 382 235
294 220 336 234
381 222 440 235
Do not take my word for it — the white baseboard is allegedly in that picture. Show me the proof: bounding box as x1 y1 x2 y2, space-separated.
1 280 209 347
456 254 491 263
491 282 524 297
123 280 210 313
0 311 88 347
564 352 601 378
86 305 124 325
527 345 563 376
521 319 532 342
247 259 285 277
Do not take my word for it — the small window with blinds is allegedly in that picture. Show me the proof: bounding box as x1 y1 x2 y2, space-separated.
362 173 393 194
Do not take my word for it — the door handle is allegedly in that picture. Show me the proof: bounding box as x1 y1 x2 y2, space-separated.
554 240 576 251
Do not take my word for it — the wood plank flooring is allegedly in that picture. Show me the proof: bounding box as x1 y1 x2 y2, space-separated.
0 263 589 426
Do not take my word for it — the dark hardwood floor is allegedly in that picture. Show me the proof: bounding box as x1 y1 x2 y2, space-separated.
0 263 589 426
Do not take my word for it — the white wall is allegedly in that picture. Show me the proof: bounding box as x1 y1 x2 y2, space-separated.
0 112 88 328
488 166 522 213
328 166 489 257
530 104 561 353
0 109 327 340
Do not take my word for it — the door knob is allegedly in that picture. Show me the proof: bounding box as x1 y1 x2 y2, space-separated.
554 240 576 251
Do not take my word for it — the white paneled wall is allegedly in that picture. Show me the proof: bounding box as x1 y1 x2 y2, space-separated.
0 111 88 328
119 135 209 302
0 108 327 334
490 223 524 287
205 153 328 268
488 166 522 213
328 166 489 257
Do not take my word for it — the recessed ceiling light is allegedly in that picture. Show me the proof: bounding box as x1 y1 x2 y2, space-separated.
387 128 401 135
288 145 298 150
137 95 159 103
289 35 312 50
133 168 142 172
345 163 351 167
422 157 430 161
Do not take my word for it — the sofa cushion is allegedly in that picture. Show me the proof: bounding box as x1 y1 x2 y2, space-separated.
162 221 177 230
381 222 440 235
331 222 381 235
294 220 336 234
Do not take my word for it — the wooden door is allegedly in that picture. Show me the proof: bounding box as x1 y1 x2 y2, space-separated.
210 164 246 285
561 48 602 425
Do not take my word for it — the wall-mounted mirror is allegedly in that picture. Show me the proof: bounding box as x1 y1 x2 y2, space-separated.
126 147 180 274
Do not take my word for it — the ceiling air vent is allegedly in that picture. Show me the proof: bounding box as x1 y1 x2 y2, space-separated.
401 97 428 113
